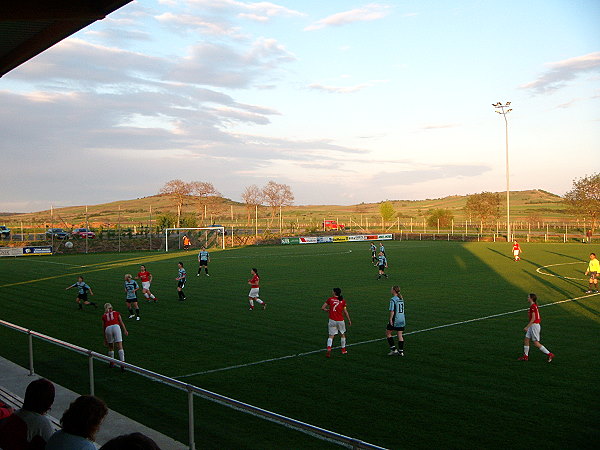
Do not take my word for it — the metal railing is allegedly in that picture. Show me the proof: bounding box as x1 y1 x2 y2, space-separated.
0 319 386 450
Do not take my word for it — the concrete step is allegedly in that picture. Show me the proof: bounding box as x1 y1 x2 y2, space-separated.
0 356 186 449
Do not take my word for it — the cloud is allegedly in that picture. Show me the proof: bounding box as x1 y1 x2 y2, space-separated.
84 28 153 44
520 52 600 94
189 0 304 17
553 99 581 109
169 38 296 88
308 82 371 94
238 13 269 22
420 123 460 130
8 36 295 92
7 39 165 87
155 12 241 36
308 78 388 94
161 0 304 26
0 27 366 213
305 3 391 31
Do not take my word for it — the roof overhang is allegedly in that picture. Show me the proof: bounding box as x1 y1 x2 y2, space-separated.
0 0 133 78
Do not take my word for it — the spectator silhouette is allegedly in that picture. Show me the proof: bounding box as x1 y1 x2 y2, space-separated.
0 378 56 450
100 432 161 449
45 395 108 450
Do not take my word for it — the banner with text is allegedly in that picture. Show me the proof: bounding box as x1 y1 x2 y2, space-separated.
281 234 392 245
0 246 53 257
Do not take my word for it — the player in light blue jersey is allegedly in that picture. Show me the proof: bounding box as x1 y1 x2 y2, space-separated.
124 274 140 320
386 285 405 356
176 262 187 301
197 246 210 277
66 276 97 310
379 242 386 256
370 243 377 265
377 252 388 279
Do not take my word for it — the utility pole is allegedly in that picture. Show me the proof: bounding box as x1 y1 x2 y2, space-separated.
492 101 513 241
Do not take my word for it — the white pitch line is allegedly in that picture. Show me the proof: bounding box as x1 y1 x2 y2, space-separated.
15 259 86 268
535 261 587 281
216 249 353 259
174 292 598 379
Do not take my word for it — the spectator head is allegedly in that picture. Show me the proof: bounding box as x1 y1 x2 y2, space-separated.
23 378 55 414
61 395 108 440
100 432 161 450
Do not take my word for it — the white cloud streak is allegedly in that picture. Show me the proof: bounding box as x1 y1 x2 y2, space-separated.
175 0 305 21
308 83 371 94
304 3 391 31
155 12 241 36
520 52 600 94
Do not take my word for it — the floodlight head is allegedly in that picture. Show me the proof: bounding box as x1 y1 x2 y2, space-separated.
506 101 511 105
507 109 512 112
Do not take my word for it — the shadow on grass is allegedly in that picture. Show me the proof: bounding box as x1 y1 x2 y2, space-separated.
544 250 586 262
487 247 514 261
522 269 576 300
525 270 600 320
524 256 587 292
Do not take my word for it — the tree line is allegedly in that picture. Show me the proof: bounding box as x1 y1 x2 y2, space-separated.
159 179 294 228
158 172 599 232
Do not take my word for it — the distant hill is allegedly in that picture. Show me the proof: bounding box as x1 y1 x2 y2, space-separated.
0 190 568 227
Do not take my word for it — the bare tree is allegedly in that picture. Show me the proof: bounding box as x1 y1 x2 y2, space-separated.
242 185 264 225
262 181 294 224
159 179 193 228
190 182 221 225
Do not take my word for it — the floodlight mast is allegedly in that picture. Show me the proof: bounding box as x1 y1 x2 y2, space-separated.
492 102 513 241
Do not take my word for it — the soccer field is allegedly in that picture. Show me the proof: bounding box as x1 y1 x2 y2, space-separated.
1 241 599 449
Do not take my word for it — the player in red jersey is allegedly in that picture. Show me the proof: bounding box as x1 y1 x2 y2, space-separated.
247 268 266 310
517 293 554 362
102 303 128 370
135 265 158 303
512 240 522 261
321 287 352 357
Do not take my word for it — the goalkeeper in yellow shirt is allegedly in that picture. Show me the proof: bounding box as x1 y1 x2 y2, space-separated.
584 253 600 293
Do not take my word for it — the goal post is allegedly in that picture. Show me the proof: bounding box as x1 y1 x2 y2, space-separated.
164 227 225 252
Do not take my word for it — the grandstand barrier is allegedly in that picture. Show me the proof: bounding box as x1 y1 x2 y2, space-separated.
0 319 387 450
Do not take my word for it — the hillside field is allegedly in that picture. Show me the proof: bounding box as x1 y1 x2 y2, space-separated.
0 189 570 231
0 240 599 449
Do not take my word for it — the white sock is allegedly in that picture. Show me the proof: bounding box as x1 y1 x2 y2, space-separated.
256 298 264 304
341 338 346 348
249 299 254 307
118 349 125 361
144 293 149 299
327 338 333 348
108 351 114 359
539 346 550 355
150 294 155 299
523 346 529 356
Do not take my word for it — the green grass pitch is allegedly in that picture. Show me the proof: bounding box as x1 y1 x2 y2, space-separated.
1 241 599 449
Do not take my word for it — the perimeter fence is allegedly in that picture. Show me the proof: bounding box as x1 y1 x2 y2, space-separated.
0 223 595 253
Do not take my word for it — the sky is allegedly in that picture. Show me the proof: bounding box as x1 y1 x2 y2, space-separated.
1 0 599 213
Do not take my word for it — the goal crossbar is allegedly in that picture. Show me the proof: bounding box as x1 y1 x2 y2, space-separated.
164 227 225 252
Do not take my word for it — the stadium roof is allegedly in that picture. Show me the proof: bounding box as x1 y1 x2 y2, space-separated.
0 0 133 78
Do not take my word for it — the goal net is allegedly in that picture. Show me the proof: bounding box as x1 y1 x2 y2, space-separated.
163 227 225 252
